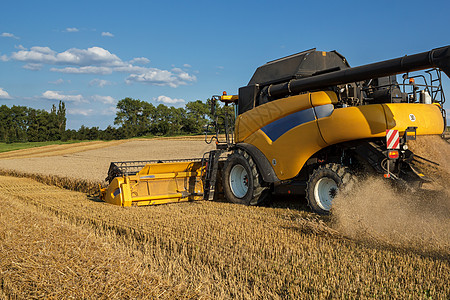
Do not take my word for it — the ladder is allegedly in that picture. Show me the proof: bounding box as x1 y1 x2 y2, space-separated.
202 149 224 201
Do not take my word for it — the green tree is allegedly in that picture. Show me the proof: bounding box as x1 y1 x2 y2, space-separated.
112 96 236 139
170 106 185 135
101 126 116 140
0 105 11 142
87 127 100 140
36 109 50 142
139 102 156 136
10 105 28 142
115 97 150 137
183 100 209 134
152 104 170 135
77 125 88 140
62 129 77 141
26 108 39 142
48 104 60 140
57 101 66 136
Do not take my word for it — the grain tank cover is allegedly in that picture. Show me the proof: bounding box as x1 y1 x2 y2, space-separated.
248 48 350 86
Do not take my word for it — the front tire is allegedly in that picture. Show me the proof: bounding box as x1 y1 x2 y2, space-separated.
306 163 353 215
222 150 270 205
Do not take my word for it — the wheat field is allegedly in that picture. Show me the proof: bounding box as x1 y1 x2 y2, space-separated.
0 136 449 299
0 139 215 181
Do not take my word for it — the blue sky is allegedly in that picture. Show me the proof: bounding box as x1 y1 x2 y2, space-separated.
1 0 450 129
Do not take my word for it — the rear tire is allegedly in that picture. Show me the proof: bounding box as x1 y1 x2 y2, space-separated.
306 163 353 215
222 150 270 206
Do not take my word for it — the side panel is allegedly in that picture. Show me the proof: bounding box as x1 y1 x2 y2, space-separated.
383 103 444 135
244 122 326 180
317 105 387 145
102 176 125 206
317 103 444 146
235 91 338 142
238 91 337 180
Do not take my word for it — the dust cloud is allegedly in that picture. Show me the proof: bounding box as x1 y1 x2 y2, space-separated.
332 135 450 256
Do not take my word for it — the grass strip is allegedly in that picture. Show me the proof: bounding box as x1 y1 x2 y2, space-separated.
0 140 89 153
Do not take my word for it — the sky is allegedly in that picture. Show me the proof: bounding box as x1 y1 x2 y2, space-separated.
1 0 450 129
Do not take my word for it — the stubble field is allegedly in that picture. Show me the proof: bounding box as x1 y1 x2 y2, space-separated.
0 136 449 299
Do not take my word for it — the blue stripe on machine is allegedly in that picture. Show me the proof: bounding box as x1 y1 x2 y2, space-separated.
261 108 316 142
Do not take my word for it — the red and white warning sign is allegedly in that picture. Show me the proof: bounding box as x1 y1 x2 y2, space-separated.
386 129 400 149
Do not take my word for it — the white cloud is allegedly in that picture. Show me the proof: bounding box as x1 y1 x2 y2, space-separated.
42 90 87 103
49 78 66 85
0 88 12 99
100 106 117 116
0 54 9 62
130 57 150 65
15 45 26 50
172 67 196 80
92 95 116 104
155 95 185 105
7 45 196 87
183 63 192 68
113 64 149 73
51 66 113 75
65 27 79 32
126 68 196 88
126 70 172 87
67 108 94 116
11 46 57 63
23 63 43 71
101 32 114 37
1 32 19 39
12 46 122 67
89 78 112 87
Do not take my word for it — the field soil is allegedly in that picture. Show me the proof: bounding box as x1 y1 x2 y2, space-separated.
0 136 449 299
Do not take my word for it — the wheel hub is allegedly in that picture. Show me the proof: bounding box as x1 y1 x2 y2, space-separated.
329 187 337 198
229 164 249 198
314 177 338 211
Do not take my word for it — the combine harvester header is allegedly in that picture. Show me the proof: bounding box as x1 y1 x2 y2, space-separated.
100 45 449 214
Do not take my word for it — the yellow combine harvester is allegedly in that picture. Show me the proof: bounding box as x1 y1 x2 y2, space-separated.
100 45 449 214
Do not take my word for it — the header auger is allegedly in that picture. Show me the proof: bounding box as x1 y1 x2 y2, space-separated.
100 45 449 214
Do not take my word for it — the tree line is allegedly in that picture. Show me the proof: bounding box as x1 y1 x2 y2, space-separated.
0 98 234 143
0 101 66 143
